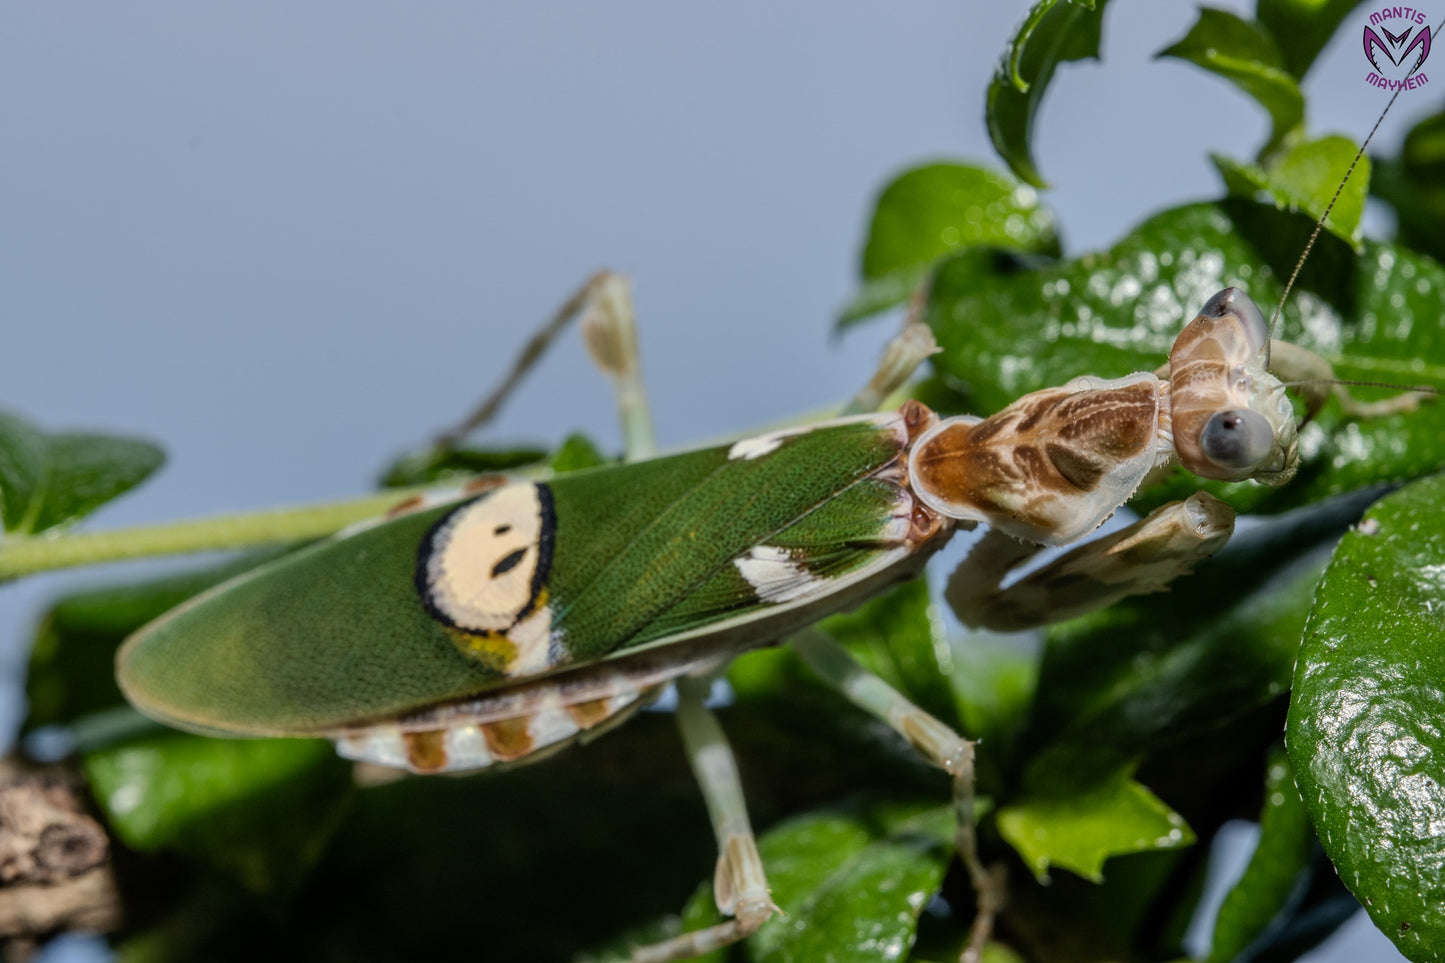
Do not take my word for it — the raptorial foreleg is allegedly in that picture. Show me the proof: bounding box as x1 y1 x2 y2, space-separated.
946 492 1235 632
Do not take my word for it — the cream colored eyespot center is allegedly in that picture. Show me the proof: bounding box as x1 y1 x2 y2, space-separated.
422 484 549 633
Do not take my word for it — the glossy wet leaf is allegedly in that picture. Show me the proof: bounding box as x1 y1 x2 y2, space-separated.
1256 0 1370 79
0 410 164 536
1207 747 1316 963
677 798 954 962
985 0 1110 188
1372 106 1445 265
1287 474 1445 961
996 765 1193 882
923 200 1445 516
840 164 1059 326
1157 8 1303 156
84 731 351 900
1212 136 1368 249
1022 492 1365 767
1011 491 1374 903
860 165 1059 280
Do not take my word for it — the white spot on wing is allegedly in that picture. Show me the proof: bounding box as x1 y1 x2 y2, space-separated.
506 604 557 677
734 544 828 603
728 432 786 460
728 412 909 461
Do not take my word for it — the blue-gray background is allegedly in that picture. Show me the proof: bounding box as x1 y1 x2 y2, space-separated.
1 3 1432 960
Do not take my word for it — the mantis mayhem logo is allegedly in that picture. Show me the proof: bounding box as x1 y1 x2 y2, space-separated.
1364 6 1432 90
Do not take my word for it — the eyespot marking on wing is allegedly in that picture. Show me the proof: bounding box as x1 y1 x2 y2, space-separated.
417 483 559 676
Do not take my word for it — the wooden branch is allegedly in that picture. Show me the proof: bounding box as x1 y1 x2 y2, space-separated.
0 759 120 947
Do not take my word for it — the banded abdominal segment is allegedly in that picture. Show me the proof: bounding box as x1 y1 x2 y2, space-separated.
330 633 759 774
335 687 655 774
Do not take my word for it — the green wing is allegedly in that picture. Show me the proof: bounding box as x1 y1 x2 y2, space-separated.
118 414 920 736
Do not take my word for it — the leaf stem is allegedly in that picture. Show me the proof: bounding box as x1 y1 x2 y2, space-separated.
0 488 429 580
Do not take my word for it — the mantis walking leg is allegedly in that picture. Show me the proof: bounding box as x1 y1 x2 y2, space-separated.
572 278 783 962
790 628 1004 963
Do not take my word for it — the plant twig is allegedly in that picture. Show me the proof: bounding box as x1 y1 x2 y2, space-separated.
0 488 433 581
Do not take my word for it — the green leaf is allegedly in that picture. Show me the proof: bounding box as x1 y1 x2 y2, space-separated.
377 443 547 488
1211 136 1369 249
1157 8 1304 156
549 431 609 473
1023 491 1374 776
108 714 722 961
940 640 1038 785
726 644 960 799
922 200 1445 516
996 766 1194 882
837 265 933 329
820 579 958 727
1373 106 1445 265
379 433 605 486
839 163 1060 326
860 164 1059 280
1256 0 1369 79
1206 746 1316 963
985 0 1111 188
84 731 352 900
818 580 1038 788
1287 474 1445 961
678 798 954 962
0 409 164 536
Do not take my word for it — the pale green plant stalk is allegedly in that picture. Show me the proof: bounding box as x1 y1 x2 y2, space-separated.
0 487 434 580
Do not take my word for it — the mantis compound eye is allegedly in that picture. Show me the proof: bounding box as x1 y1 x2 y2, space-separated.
1199 287 1269 359
1199 408 1274 471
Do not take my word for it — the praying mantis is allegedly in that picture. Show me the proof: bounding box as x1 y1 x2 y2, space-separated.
115 216 1429 962
7 8 1444 963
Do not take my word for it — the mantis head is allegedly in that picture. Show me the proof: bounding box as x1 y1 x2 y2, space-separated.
1168 287 1299 486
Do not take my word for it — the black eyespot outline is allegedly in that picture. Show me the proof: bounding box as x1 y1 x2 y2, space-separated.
414 483 557 633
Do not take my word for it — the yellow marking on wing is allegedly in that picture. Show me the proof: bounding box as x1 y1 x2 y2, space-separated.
444 626 517 674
